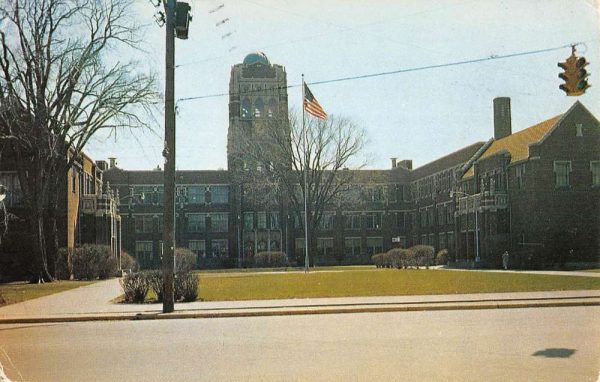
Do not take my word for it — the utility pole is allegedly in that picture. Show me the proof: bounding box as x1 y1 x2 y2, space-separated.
162 0 176 313
160 0 191 313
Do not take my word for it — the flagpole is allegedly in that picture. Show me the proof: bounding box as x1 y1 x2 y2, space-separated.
302 74 309 273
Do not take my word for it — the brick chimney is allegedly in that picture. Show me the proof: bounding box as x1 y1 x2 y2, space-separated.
108 157 117 169
391 157 397 169
493 97 512 140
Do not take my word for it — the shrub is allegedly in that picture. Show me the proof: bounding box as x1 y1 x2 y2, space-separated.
146 270 164 302
72 245 118 280
120 251 139 273
120 272 149 303
175 247 197 273
254 251 287 268
436 249 449 266
55 247 72 280
409 245 435 269
175 272 199 302
372 252 394 268
372 253 384 268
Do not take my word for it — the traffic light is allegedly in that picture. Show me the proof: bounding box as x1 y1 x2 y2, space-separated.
175 2 191 40
558 48 591 96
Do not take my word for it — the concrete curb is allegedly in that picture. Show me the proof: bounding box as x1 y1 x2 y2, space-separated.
1 298 599 325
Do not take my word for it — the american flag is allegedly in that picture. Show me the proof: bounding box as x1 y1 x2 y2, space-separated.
303 83 327 120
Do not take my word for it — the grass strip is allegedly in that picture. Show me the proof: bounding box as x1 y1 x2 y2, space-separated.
198 269 600 301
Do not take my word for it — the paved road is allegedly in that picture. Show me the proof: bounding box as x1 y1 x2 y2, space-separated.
0 306 599 382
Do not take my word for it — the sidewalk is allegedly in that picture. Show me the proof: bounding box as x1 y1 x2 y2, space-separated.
0 270 599 324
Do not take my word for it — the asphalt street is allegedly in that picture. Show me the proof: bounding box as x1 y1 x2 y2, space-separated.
1 306 599 382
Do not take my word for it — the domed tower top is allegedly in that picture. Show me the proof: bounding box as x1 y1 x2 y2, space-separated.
243 52 270 66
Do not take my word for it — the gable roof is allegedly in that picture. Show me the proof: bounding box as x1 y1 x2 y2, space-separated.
411 142 485 180
462 114 562 178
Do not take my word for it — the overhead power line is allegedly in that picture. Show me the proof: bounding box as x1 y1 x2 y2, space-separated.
177 42 584 103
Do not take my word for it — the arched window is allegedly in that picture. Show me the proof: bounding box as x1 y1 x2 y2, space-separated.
267 98 277 118
240 98 251 119
254 98 264 118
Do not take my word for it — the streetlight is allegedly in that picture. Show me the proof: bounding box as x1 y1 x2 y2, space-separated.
450 189 480 263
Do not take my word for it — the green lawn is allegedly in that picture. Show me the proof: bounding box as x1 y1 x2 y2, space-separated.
198 269 600 301
0 280 95 306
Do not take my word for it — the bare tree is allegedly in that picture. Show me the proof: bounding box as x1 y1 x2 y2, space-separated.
0 0 158 281
240 112 367 266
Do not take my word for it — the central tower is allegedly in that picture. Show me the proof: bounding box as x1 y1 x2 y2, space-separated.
227 52 288 171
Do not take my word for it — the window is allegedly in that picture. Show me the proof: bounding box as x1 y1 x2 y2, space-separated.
295 238 305 258
241 98 251 119
209 186 229 204
428 208 435 227
447 232 455 250
267 98 277 118
429 234 435 249
439 233 447 250
257 212 267 229
446 205 453 224
366 237 383 256
553 161 571 187
211 213 228 233
135 241 153 266
396 211 406 229
365 212 382 230
317 238 334 257
293 212 305 229
134 215 153 233
592 161 600 187
576 123 583 137
243 212 254 230
319 212 335 230
345 214 361 230
344 237 361 257
516 164 525 189
189 240 206 260
268 212 280 229
0 172 23 206
254 98 264 118
420 209 427 228
187 214 206 233
364 186 384 202
211 239 229 258
156 215 163 233
187 186 205 204
438 206 445 226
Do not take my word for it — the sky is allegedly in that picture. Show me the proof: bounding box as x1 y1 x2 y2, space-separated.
85 0 600 171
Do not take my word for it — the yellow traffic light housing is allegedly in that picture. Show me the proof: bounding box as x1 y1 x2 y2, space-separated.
558 47 591 96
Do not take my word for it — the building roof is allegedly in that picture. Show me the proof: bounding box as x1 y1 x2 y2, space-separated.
410 142 485 180
243 52 270 66
462 114 562 178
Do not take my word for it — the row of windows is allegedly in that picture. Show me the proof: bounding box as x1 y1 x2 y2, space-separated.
553 161 600 187
240 97 278 119
243 211 280 230
294 237 384 257
134 213 229 234
419 204 454 228
292 212 385 230
135 239 229 264
126 185 229 206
